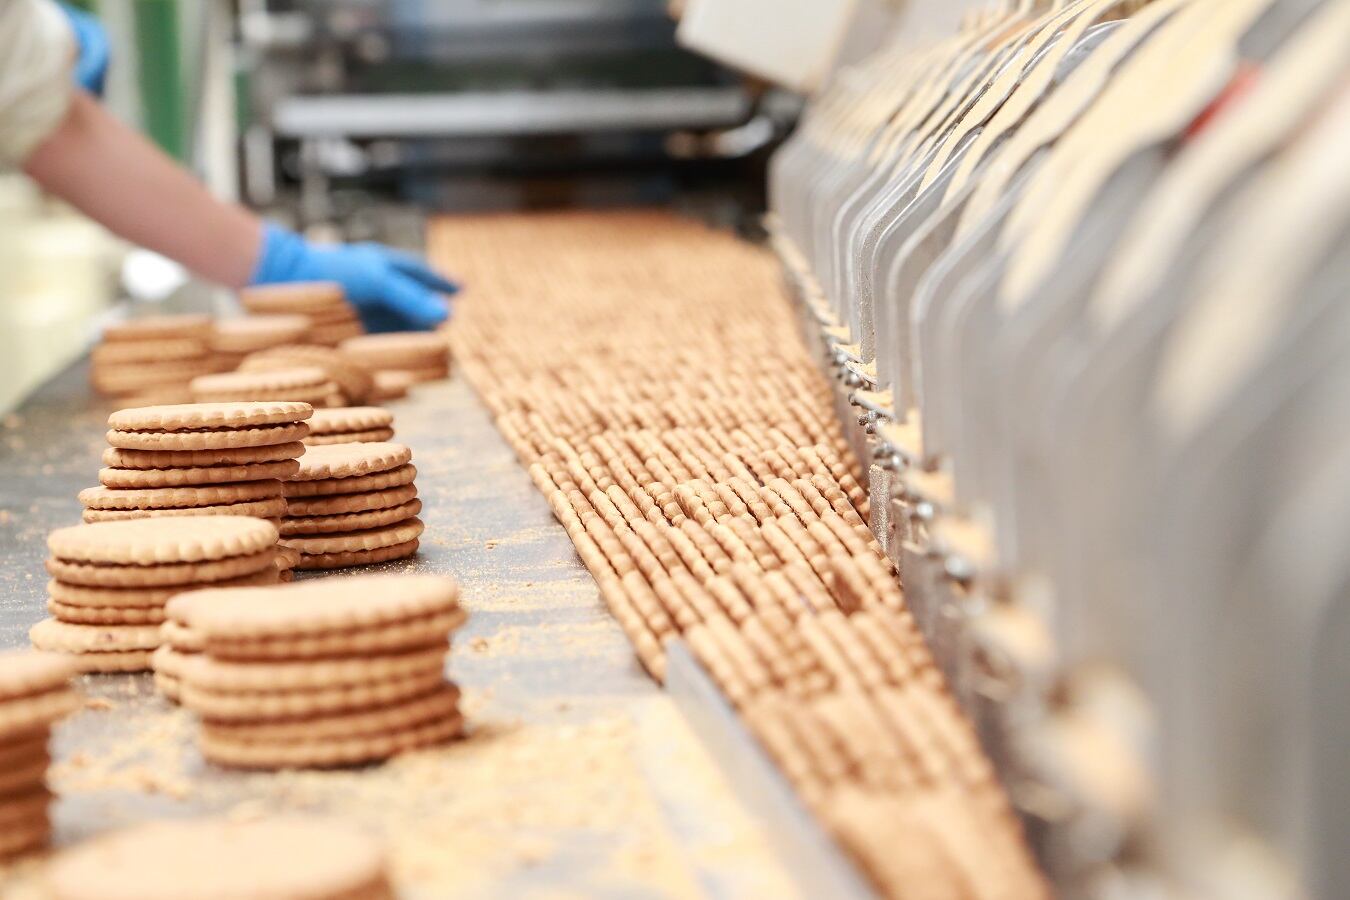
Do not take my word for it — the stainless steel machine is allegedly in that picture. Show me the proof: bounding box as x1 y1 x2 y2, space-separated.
237 0 799 223
767 0 1349 896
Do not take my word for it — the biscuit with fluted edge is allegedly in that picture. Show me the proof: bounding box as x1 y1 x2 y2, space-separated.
178 573 458 639
108 421 311 451
204 683 458 737
91 338 207 365
45 816 394 899
292 443 411 482
101 314 211 343
47 569 278 608
340 332 448 368
201 605 461 661
294 539 420 571
284 484 416 517
47 600 166 626
208 316 312 354
181 671 449 722
161 621 204 653
0 649 79 702
176 644 447 692
201 709 463 769
0 689 79 741
306 407 393 435
82 496 289 524
282 464 416 498
240 282 346 314
50 517 278 566
80 481 284 511
109 401 312 432
303 428 395 446
279 518 422 556
190 366 328 399
102 442 305 470
47 548 277 588
29 619 163 653
99 459 299 489
280 499 420 536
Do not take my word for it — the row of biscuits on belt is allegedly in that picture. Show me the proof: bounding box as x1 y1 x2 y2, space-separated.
89 281 451 407
5 351 467 876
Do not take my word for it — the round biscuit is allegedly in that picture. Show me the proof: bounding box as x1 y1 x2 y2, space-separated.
305 406 393 435
29 619 163 653
98 459 299 489
177 644 447 692
47 569 279 608
82 496 289 524
291 442 412 481
282 464 416 498
49 516 279 565
284 484 416 517
46 548 278 588
201 710 463 769
239 282 346 314
339 332 448 368
203 605 462 661
0 650 78 702
107 421 312 451
0 689 80 741
91 338 207 365
101 314 211 343
303 427 395 446
101 442 305 470
181 671 449 723
279 517 422 555
108 401 313 432
180 572 458 639
80 481 284 511
202 683 458 738
47 600 166 626
0 752 50 798
280 499 420 536
294 538 421 571
208 316 312 353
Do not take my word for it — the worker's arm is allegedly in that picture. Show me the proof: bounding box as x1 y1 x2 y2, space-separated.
24 91 265 288
23 91 457 329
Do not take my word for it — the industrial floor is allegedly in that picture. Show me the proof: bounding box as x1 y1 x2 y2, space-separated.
0 360 798 898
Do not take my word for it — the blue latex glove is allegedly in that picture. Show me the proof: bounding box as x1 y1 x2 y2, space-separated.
251 223 459 332
58 3 109 96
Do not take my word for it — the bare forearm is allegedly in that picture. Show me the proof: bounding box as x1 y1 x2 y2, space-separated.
22 91 262 287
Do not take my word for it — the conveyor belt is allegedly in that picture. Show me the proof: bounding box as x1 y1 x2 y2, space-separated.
0 360 798 897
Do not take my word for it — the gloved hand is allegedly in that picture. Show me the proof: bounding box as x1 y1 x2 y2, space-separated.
58 3 110 96
250 223 459 332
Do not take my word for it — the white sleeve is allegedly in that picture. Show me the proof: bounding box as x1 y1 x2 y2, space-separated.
0 0 76 168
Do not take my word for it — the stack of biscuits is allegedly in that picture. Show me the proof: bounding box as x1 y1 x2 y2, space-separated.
170 574 465 769
302 407 395 446
150 586 210 702
340 333 450 384
238 282 365 347
209 316 312 371
31 516 282 673
190 367 340 408
89 314 221 404
82 402 311 521
0 650 79 859
280 442 423 570
238 345 373 406
368 370 414 403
